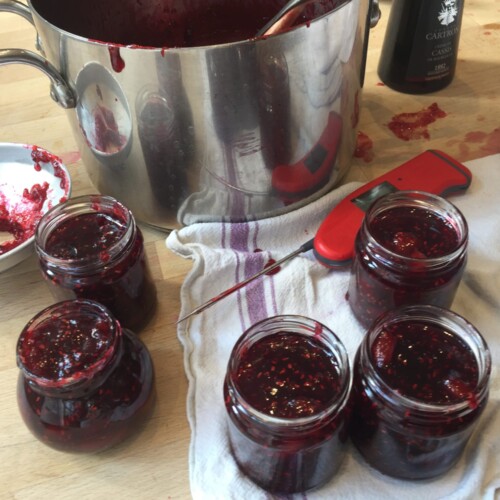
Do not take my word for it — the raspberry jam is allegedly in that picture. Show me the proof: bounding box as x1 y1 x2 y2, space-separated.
16 300 155 453
347 191 468 327
224 315 351 493
35 195 157 332
349 305 491 480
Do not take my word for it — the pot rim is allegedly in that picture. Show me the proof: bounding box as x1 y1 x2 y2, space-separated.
28 0 355 51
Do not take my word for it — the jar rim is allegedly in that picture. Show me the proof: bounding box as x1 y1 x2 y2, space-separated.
227 314 352 429
34 194 134 272
16 299 121 389
363 190 468 269
362 304 491 416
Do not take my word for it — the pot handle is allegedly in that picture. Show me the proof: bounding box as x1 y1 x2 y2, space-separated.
369 0 381 28
0 0 76 108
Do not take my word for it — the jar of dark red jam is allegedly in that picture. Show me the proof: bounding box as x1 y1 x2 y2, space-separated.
35 194 157 332
349 305 491 480
347 191 468 327
16 299 155 453
224 315 351 493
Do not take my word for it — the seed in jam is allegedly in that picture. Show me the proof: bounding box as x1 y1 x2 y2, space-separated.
18 309 114 381
45 212 126 260
234 332 341 418
370 320 478 405
371 206 460 258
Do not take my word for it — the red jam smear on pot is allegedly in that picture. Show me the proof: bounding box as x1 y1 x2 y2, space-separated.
16 300 155 453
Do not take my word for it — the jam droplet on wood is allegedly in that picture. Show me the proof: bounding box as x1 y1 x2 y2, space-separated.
387 103 447 141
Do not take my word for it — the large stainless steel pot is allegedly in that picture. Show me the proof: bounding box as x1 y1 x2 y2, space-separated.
0 0 379 229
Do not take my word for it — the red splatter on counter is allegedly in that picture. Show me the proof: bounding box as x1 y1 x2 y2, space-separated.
59 151 82 165
387 102 447 141
354 131 374 163
446 127 500 161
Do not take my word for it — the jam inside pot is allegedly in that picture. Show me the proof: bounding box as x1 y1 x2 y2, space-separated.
35 195 157 332
16 300 155 453
224 315 351 493
347 191 468 327
349 305 491 480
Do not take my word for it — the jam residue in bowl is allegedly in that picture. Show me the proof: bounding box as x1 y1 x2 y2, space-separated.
349 305 491 480
224 315 351 493
0 143 71 270
16 299 155 453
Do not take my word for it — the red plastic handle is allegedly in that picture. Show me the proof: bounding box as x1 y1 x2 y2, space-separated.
313 150 472 268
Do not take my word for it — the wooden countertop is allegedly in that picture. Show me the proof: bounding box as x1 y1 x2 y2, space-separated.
0 1 499 498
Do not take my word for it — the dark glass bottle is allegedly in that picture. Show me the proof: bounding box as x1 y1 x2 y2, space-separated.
378 0 464 94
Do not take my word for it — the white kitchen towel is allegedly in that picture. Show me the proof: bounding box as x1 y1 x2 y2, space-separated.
166 153 500 500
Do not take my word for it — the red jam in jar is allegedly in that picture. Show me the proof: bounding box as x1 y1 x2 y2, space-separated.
347 191 468 327
349 305 491 480
224 315 351 493
35 194 157 332
16 299 155 453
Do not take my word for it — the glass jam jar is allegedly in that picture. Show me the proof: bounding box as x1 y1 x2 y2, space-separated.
224 315 351 493
347 191 468 327
349 305 491 480
16 299 155 453
35 194 157 332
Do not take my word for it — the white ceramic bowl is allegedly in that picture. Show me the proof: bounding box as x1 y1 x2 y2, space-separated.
0 143 72 273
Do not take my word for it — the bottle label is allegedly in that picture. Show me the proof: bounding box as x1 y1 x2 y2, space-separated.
407 0 463 82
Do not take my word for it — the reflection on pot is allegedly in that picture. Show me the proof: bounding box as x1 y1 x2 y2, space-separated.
272 111 342 205
137 91 188 212
257 52 292 169
203 43 272 216
136 54 194 212
75 62 132 168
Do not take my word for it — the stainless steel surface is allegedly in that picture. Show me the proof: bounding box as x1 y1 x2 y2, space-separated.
0 143 71 272
369 0 381 27
1 0 378 230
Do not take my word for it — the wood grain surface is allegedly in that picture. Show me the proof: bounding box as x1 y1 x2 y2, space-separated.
0 1 499 498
